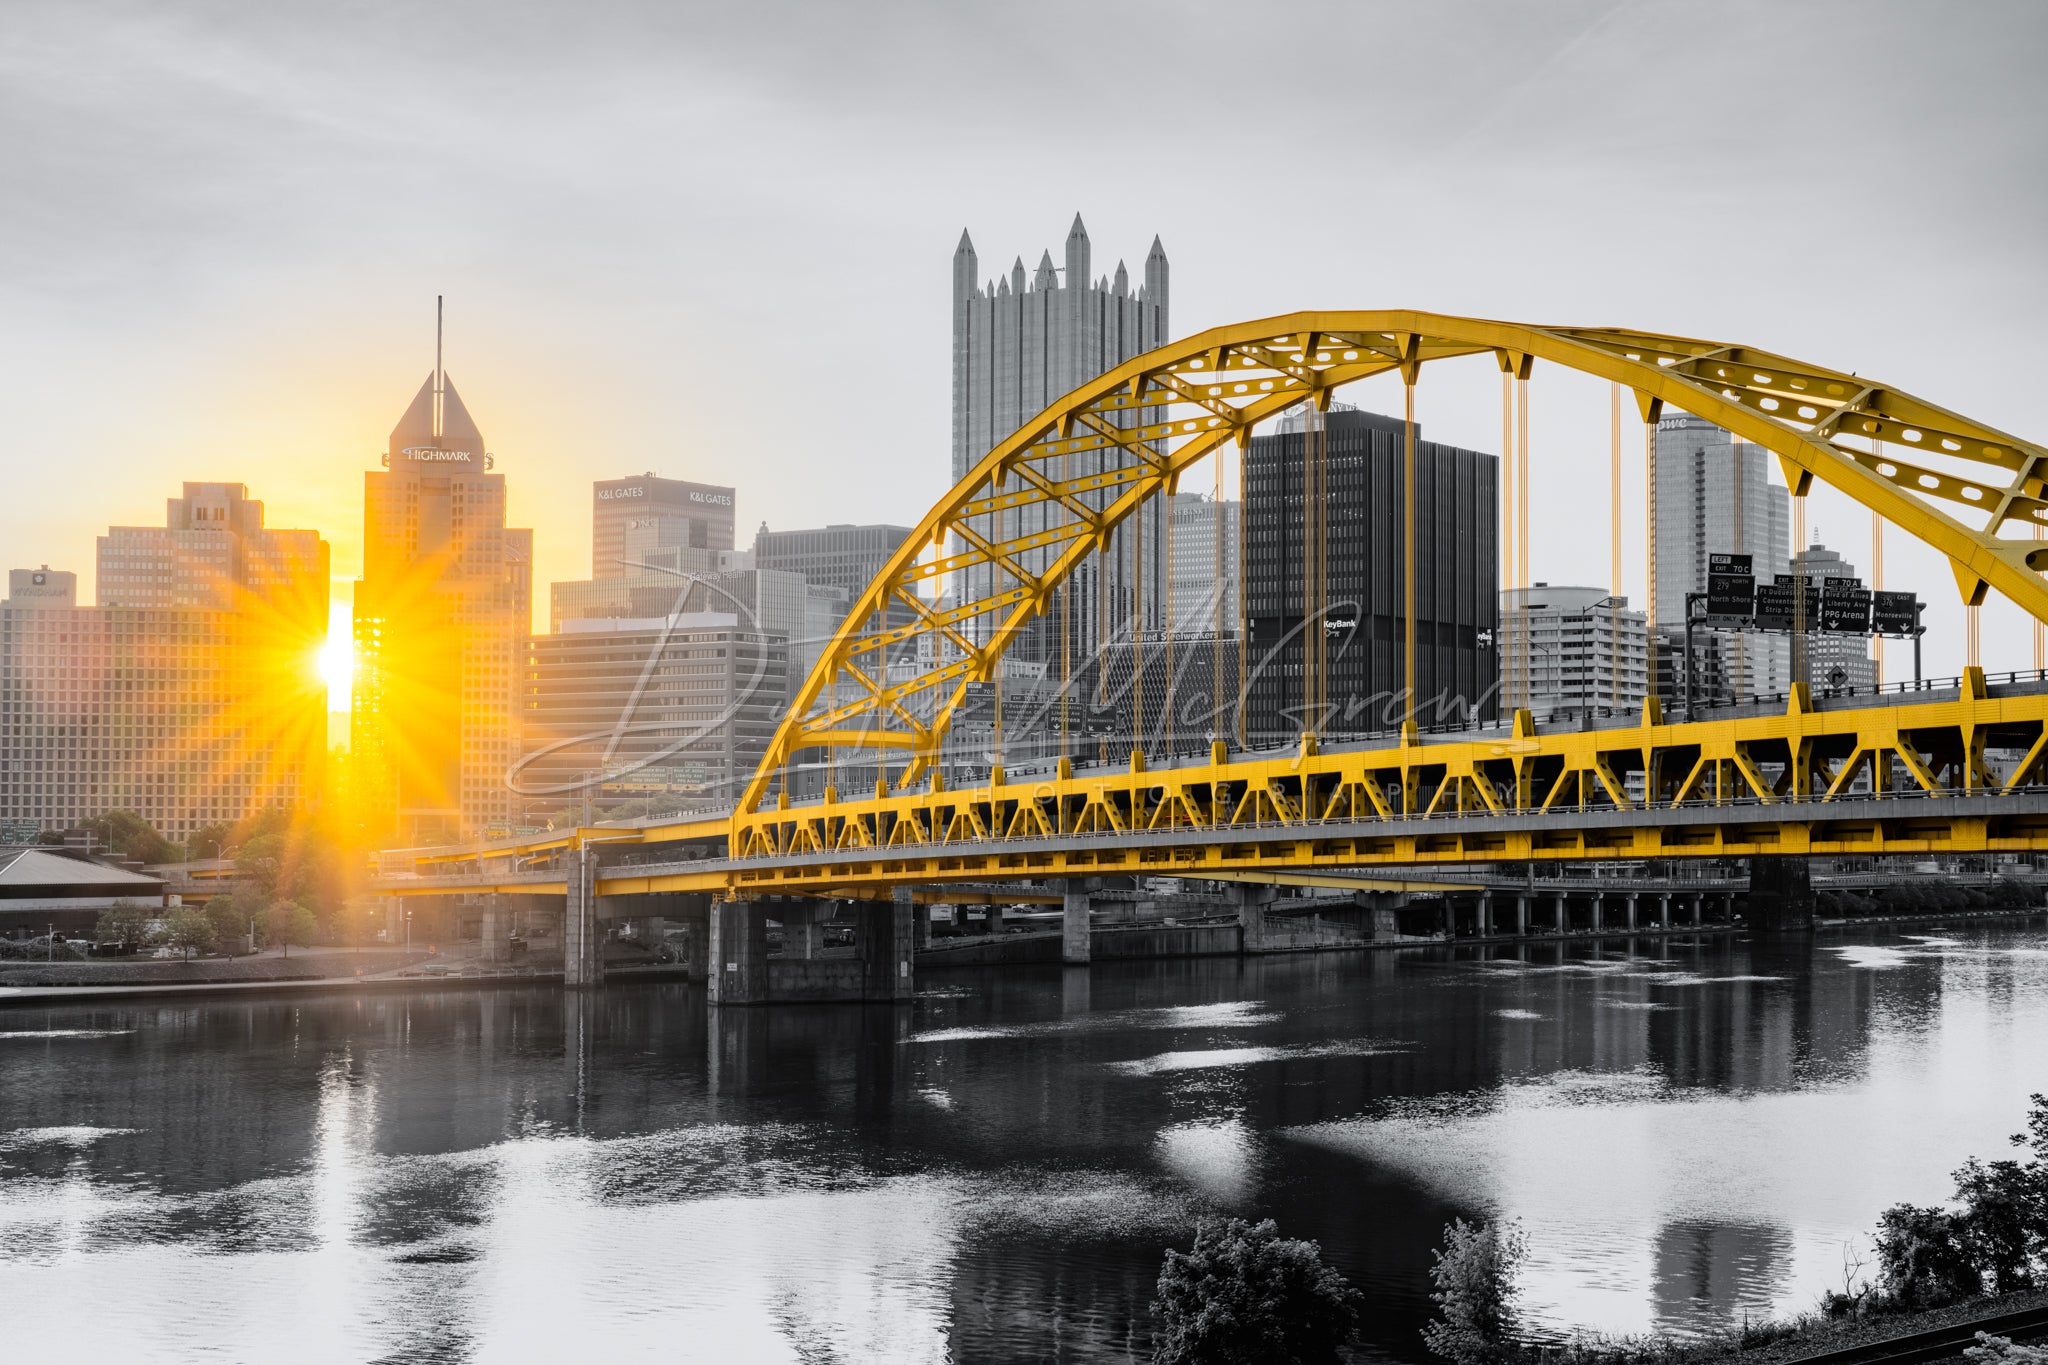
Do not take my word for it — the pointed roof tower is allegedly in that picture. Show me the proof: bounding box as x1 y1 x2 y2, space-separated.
953 229 978 304
435 376 487 461
1144 234 1170 320
1033 249 1058 290
388 374 438 462
386 372 488 466
1064 212 1091 292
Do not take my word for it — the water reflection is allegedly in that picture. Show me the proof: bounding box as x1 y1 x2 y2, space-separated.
0 921 2043 1362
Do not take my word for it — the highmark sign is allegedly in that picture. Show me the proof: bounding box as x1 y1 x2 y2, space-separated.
403 446 474 463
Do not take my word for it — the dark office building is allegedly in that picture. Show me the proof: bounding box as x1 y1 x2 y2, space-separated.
1243 405 1498 743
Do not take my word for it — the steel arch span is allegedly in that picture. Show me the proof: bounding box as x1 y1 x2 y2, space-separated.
739 310 2048 823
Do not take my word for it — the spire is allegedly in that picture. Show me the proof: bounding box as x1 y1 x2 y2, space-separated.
1065 213 1091 294
1010 257 1026 295
952 228 979 306
1144 234 1170 319
1113 259 1129 297
1033 249 1057 290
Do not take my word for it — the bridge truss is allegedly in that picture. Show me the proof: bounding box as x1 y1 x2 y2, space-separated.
379 311 2048 898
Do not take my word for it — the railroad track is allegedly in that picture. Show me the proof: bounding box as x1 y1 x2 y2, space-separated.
1789 1302 2048 1365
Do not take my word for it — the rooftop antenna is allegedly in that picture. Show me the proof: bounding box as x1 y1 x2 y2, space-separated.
434 295 444 443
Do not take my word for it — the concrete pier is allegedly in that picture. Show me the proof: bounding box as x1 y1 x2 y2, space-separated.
564 848 604 988
708 898 768 1005
1061 881 1096 964
1236 883 1275 954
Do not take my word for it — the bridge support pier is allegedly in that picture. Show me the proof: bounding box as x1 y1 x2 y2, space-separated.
983 904 1005 936
564 848 604 989
1514 894 1529 937
1625 894 1638 932
1062 880 1093 965
708 898 768 1005
1591 896 1605 934
780 901 826 960
915 903 932 951
1553 893 1569 935
481 893 509 966
1479 892 1495 938
1237 884 1276 954
1657 894 1671 928
859 888 917 1001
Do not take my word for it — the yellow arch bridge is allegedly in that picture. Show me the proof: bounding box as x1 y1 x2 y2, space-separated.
376 311 2048 984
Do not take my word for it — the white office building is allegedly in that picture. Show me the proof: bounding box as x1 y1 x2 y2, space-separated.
1499 584 1650 718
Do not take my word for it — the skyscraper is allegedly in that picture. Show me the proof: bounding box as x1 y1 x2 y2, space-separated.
591 474 736 578
1790 542 1877 693
1169 493 1240 637
2 488 329 843
1652 413 1791 698
351 329 532 843
1242 405 1499 742
96 483 326 619
951 216 1170 667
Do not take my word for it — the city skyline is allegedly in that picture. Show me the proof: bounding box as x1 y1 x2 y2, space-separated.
4 3 2043 686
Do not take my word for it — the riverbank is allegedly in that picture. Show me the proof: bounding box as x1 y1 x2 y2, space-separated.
1557 1287 2048 1365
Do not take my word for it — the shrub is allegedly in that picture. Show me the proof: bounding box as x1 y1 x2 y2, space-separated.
1965 1333 2048 1364
1152 1217 1360 1365
1425 1219 1527 1365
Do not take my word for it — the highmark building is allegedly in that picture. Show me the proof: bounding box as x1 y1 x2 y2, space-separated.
351 362 532 843
0 480 329 843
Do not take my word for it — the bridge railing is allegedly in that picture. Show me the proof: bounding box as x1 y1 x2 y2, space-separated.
728 781 2048 864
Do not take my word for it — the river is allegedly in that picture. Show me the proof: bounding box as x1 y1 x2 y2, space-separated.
2 920 2044 1363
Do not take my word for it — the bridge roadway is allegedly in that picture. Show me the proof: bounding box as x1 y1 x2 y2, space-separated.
377 672 2048 901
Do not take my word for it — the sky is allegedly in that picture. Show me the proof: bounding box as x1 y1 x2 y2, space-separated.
4 0 2045 703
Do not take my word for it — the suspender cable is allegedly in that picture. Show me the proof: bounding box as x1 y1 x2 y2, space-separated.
1237 432 1249 748
1516 369 1531 712
1215 445 1228 747
1611 383 1624 707
1871 462 1885 688
1132 496 1144 759
1163 484 1176 757
992 493 1004 773
1060 446 1071 759
1501 367 1515 711
1645 404 1658 704
1304 400 1328 737
1405 380 1419 722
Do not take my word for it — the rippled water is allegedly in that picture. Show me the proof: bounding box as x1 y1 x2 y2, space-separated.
2 921 2045 1363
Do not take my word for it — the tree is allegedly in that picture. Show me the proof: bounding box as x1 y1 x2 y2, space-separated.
1955 1158 2039 1293
1875 1204 1982 1308
1424 1219 1527 1365
186 823 233 861
162 905 216 960
204 886 263 959
1152 1217 1360 1365
264 900 319 957
80 810 181 866
95 899 152 948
